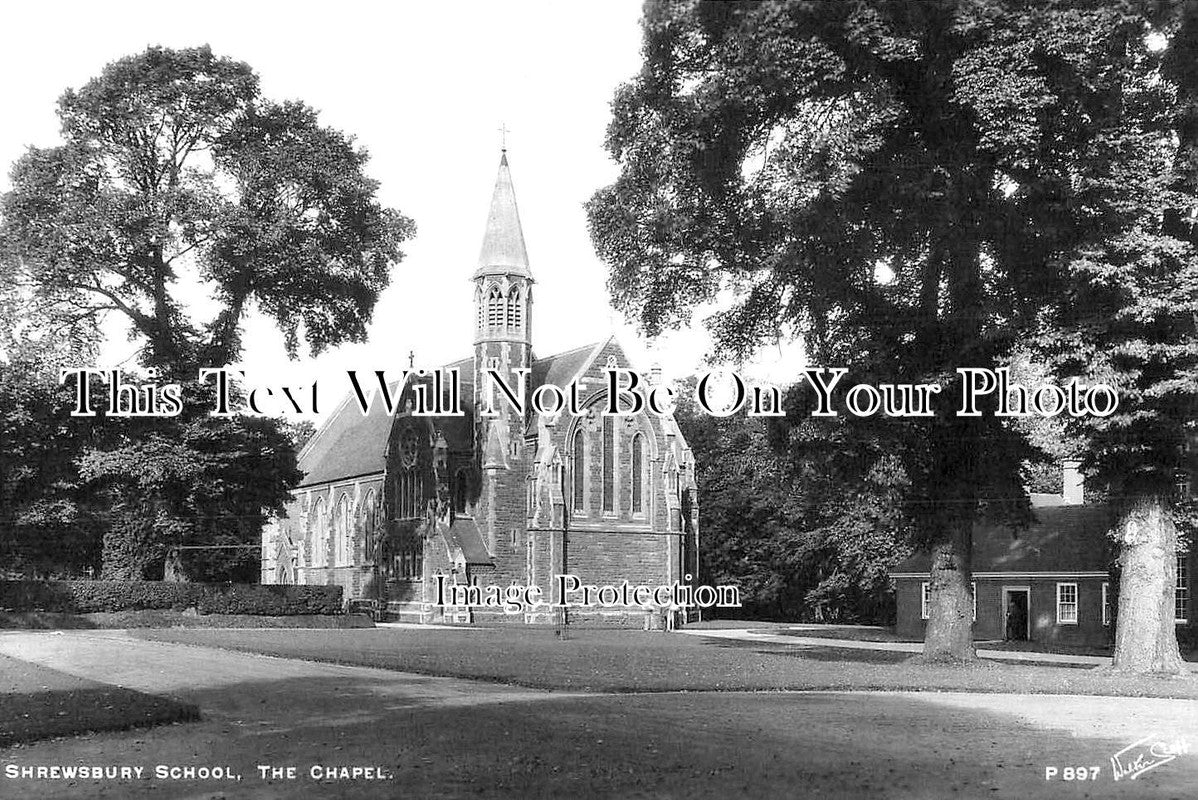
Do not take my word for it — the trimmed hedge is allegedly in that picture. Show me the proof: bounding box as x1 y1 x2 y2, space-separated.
0 581 343 616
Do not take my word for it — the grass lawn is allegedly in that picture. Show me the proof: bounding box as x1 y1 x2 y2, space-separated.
0 653 199 746
761 625 919 644
134 626 1198 699
698 620 1196 660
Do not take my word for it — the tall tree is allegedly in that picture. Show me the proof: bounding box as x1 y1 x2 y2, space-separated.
1039 3 1198 673
0 46 413 580
588 1 1179 661
1 45 413 375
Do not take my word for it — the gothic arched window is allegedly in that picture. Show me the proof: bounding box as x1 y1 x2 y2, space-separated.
486 284 504 330
507 286 522 331
572 429 586 513
334 493 351 566
311 496 327 568
602 416 614 514
631 433 645 516
362 489 376 562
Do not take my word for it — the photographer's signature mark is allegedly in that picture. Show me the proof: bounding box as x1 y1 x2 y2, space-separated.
1110 734 1189 780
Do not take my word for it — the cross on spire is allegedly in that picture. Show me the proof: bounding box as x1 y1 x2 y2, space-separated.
498 122 509 153
408 350 415 369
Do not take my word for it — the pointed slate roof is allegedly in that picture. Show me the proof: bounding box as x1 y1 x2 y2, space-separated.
473 152 531 280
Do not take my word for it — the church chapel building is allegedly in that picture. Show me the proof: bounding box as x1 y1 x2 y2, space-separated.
260 153 700 624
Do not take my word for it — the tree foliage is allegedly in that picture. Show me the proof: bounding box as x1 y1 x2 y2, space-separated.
0 361 102 577
79 399 301 581
588 1 1189 660
675 379 910 622
0 45 414 374
0 46 408 581
1032 3 1198 672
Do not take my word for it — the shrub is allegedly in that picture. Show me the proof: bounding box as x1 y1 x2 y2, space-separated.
0 581 342 616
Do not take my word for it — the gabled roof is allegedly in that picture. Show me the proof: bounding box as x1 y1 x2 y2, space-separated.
297 343 610 487
473 152 531 280
892 503 1117 575
296 357 472 488
528 339 606 396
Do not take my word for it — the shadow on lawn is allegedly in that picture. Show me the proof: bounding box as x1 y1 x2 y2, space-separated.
0 612 100 630
13 670 1190 799
707 638 1105 670
703 636 906 663
0 685 199 747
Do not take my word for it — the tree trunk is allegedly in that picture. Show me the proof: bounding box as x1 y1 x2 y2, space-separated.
1112 496 1185 674
923 521 976 662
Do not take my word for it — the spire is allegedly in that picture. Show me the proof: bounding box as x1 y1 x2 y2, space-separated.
474 152 531 280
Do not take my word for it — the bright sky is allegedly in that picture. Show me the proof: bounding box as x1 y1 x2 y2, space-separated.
0 0 805 421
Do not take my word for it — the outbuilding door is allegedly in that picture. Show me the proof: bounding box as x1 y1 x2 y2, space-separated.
1002 587 1030 641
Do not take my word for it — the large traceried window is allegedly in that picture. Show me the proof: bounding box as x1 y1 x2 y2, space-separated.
631 433 645 516
1057 583 1078 624
571 429 586 513
310 496 327 568
397 470 420 520
334 493 351 566
1178 555 1190 623
485 285 504 330
601 416 614 514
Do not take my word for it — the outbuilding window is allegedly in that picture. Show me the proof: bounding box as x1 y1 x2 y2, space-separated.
1177 556 1190 624
921 581 976 621
1056 583 1078 625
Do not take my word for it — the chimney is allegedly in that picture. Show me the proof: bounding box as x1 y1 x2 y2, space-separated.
1062 460 1084 505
